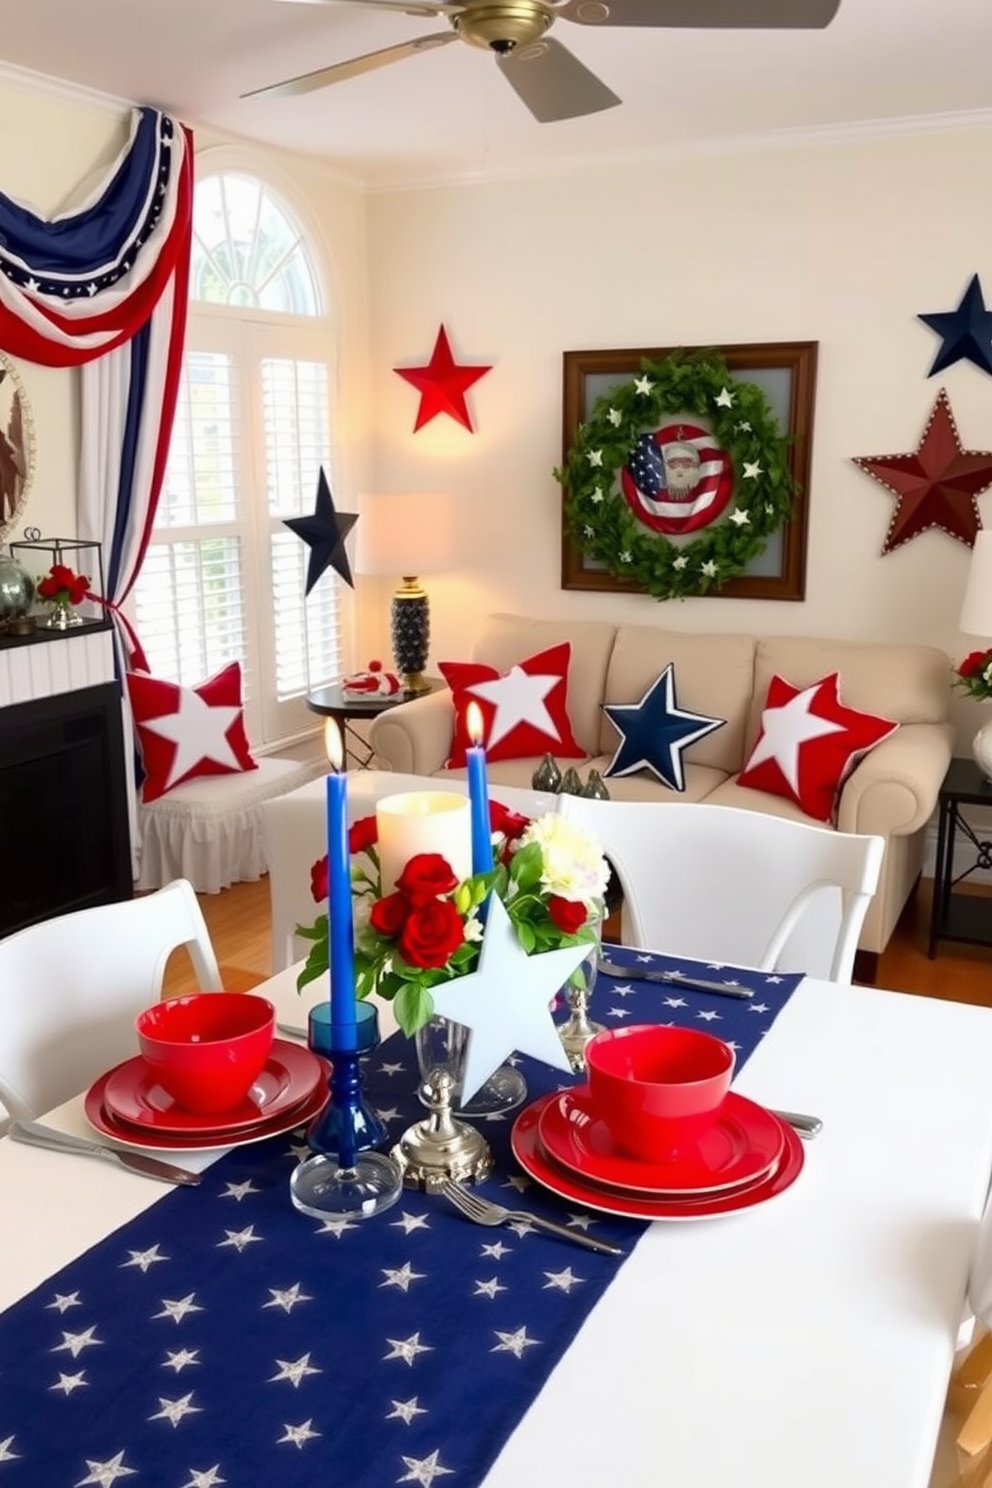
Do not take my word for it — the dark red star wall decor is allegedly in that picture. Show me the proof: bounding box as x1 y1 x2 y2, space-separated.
852 389 992 553
394 324 492 433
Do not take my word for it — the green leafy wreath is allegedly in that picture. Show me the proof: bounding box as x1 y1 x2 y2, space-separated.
555 349 798 600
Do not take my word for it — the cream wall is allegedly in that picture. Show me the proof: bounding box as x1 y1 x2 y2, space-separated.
365 126 992 749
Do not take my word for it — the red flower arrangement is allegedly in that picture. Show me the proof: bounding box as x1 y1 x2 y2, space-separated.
36 563 89 608
297 800 608 1036
955 648 992 701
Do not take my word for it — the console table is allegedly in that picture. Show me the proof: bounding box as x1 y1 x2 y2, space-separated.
928 755 992 957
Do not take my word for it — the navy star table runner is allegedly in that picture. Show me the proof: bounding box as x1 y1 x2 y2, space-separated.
0 958 801 1488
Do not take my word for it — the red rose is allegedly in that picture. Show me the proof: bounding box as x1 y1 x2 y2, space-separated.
310 855 328 904
548 895 586 935
959 651 988 678
398 898 465 969
348 815 378 855
396 853 458 907
489 800 531 839
370 892 411 937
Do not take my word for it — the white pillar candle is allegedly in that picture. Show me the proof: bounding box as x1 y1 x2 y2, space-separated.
376 791 473 895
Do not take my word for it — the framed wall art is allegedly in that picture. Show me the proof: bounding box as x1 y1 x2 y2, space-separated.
559 341 818 601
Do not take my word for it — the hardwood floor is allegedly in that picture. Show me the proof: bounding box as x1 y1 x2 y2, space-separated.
163 874 992 1008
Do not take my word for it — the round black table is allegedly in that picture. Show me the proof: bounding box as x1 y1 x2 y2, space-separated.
305 678 445 768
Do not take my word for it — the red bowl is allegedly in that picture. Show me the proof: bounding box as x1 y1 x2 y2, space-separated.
585 1024 735 1164
136 992 276 1114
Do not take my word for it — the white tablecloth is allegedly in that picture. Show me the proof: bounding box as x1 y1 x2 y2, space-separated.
4 970 992 1488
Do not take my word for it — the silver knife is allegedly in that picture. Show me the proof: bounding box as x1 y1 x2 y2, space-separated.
598 958 754 1000
8 1120 202 1186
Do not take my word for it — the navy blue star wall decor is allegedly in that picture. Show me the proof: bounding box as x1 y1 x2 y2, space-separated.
602 664 725 791
283 467 358 594
918 274 992 378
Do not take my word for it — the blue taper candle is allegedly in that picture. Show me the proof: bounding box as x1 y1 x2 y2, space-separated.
323 720 358 1052
465 701 494 876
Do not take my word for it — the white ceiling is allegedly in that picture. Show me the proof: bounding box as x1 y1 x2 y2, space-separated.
2 0 991 189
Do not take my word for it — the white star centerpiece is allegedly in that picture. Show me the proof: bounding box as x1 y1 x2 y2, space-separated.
430 895 583 1105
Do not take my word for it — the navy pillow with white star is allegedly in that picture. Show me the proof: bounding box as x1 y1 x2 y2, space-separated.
602 664 725 791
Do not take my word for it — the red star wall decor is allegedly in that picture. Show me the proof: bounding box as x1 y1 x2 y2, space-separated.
852 389 992 553
394 325 492 433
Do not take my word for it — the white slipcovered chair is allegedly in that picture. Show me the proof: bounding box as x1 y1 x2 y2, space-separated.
0 879 222 1128
557 796 885 984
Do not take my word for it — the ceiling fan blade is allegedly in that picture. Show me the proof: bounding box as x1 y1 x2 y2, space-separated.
242 31 457 98
497 37 620 123
272 0 460 15
555 0 840 27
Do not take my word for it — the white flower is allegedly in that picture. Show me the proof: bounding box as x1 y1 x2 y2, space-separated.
983 662 992 687
519 814 610 905
463 913 484 943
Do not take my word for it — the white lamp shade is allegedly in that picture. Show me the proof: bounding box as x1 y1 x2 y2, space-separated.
959 531 992 637
356 492 457 577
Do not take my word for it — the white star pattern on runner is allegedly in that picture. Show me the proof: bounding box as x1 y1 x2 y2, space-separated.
54 1326 102 1358
481 1240 511 1259
264 1283 312 1313
384 1333 433 1366
566 1214 595 1232
746 683 845 793
505 1173 529 1194
543 1268 584 1293
278 1420 320 1449
317 1217 358 1239
180 1468 225 1488
663 996 688 1009
0 1438 16 1463
75 1449 137 1485
387 1397 427 1425
221 1180 258 1202
376 1105 402 1121
163 1348 200 1373
467 665 561 750
140 688 242 794
380 1263 426 1293
269 1353 321 1387
696 1009 721 1022
474 1277 508 1299
122 1246 168 1273
391 1212 430 1235
149 1393 202 1427
52 1371 88 1395
380 1062 405 1076
47 1291 82 1312
609 1006 633 1019
491 1327 540 1359
748 1002 770 1014
430 896 580 1104
765 975 784 983
218 1225 263 1252
398 1448 455 1485
154 1295 204 1324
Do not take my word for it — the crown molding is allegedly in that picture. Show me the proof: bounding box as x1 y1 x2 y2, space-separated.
0 58 132 117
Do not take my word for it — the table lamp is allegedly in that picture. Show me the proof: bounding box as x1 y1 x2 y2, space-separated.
356 492 456 693
957 530 992 780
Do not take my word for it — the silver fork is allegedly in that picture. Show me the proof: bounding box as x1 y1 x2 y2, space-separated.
439 1179 623 1256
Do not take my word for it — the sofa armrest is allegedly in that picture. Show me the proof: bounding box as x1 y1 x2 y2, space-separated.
369 688 454 776
836 722 955 837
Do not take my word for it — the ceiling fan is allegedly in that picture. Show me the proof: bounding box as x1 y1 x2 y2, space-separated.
245 0 841 123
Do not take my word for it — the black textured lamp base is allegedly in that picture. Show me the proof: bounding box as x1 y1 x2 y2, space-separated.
392 592 430 694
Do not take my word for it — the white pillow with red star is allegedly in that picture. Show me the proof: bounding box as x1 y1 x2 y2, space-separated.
738 672 897 822
439 642 585 767
127 662 257 803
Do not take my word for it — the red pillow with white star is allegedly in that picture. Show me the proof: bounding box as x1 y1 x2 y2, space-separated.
737 672 897 823
439 642 585 768
127 662 257 804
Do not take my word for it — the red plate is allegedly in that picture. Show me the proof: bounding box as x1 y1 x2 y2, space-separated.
85 1053 330 1152
512 1093 803 1222
538 1086 784 1197
103 1039 323 1136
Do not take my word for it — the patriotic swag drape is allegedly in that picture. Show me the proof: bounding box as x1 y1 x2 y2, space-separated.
0 105 193 670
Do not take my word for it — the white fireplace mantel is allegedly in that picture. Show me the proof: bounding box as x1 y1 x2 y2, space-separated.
0 625 115 709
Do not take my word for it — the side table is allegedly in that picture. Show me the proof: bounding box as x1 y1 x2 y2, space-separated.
305 679 445 769
928 756 992 957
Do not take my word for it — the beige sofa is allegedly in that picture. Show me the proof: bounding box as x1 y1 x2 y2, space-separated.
369 614 955 965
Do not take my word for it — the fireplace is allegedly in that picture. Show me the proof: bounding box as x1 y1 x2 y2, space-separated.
0 672 132 939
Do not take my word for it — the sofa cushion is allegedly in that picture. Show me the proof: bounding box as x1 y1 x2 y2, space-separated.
127 662 257 804
602 663 725 791
439 641 585 767
738 672 898 822
600 627 756 773
746 636 950 745
471 614 618 756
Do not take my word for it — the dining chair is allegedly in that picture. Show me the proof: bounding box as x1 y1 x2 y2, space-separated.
557 796 885 983
0 878 223 1129
927 1202 992 1488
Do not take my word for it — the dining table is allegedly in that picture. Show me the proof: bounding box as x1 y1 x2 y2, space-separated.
4 958 992 1488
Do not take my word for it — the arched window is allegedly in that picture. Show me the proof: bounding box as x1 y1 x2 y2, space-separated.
133 170 347 747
